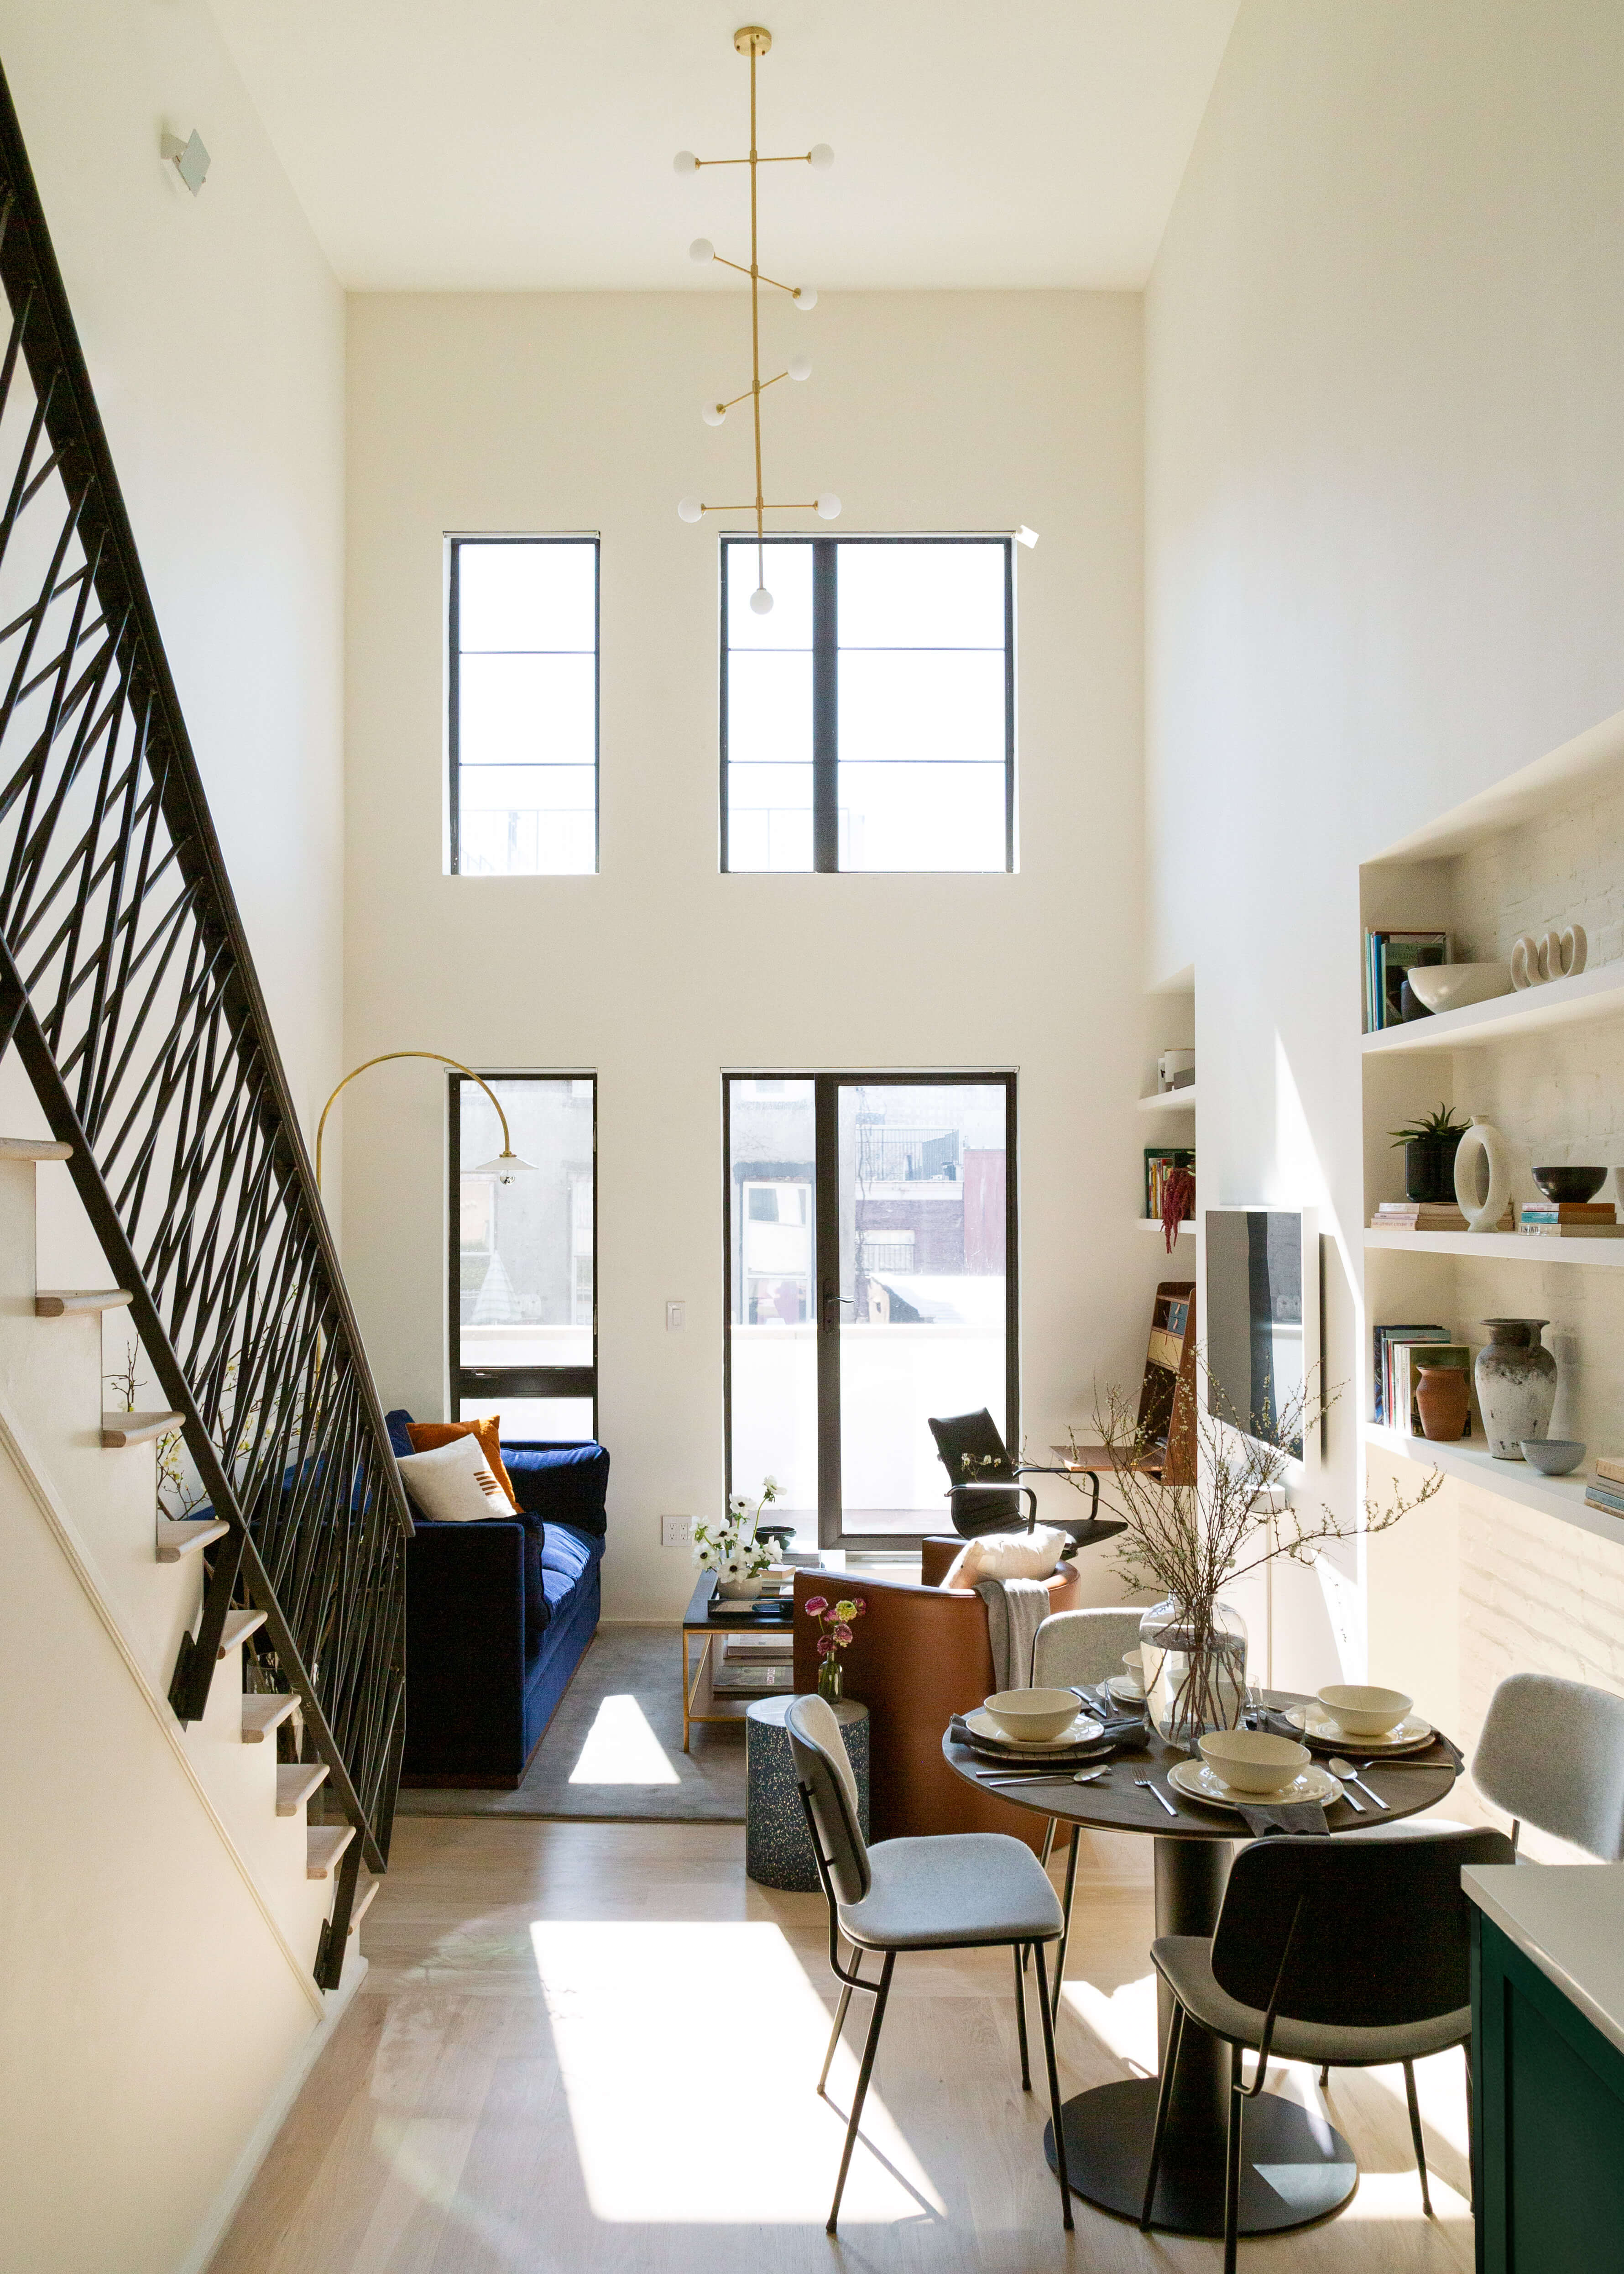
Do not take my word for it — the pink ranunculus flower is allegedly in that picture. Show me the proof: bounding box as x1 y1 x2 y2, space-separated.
804 1594 828 1617
832 1624 853 1646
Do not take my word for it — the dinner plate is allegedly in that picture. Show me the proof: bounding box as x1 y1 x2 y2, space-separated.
1107 1675 1147 1706
963 1706 1104 1752
1288 1708 1436 1754
1166 1757 1344 1812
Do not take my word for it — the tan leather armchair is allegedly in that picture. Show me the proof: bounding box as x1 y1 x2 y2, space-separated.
792 1558 1080 1850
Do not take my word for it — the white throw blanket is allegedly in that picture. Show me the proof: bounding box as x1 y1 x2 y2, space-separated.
975 1575 1050 1692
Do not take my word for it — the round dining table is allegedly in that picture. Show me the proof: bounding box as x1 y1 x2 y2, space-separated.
943 1693 1461 2239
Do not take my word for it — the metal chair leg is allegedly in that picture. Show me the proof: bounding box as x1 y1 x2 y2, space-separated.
1403 2059 1434 2217
1033 1939 1074 2232
1223 2041 1245 2274
1319 2063 1330 2089
1013 1943 1032 2090
1022 1822 1059 1977
1139 2002 1185 2228
827 1949 894 2234
818 1982 853 2097
1052 1825 1081 2021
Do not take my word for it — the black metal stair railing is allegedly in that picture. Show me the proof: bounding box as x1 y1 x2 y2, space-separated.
0 64 411 1981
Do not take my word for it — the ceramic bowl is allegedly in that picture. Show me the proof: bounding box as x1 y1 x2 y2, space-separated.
1318 1684 1414 1738
1520 1438 1587 1476
1405 962 1513 1014
1197 1729 1310 1795
982 1687 1080 1744
1531 1165 1608 1204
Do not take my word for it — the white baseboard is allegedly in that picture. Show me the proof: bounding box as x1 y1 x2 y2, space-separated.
173 1954 369 2274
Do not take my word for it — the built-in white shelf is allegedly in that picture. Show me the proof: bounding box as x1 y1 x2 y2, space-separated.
1365 1420 1624 1548
1138 1218 1193 1238
1366 1227 1624 1268
1362 959 1624 1057
1138 1086 1197 1115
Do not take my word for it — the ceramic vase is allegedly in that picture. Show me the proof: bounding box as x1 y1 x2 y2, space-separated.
716 1573 763 1601
1475 1319 1557 1459
1454 1117 1512 1232
1138 1596 1248 1741
1415 1364 1470 1442
1405 1134 1462 1202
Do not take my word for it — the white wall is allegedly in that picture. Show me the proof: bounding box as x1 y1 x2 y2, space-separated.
0 0 346 1131
1146 1 1624 1691
342 288 1165 1619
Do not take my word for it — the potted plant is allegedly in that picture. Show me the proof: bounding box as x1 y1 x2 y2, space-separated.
1070 1362 1440 1742
802 1592 866 1699
694 1476 780 1599
1390 1103 1471 1203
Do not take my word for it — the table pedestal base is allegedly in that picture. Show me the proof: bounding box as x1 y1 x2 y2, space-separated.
1044 2078 1358 2237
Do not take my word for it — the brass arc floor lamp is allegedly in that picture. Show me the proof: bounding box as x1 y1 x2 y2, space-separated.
314 1052 537 1191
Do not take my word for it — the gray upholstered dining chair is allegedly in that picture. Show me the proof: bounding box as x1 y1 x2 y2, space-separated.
1028 1606 1145 2009
786 1692 1074 2236
1142 1825 1514 2270
1472 1670 1624 1860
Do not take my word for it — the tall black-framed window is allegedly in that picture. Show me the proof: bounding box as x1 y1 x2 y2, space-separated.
448 535 600 875
720 535 1015 874
723 1071 1018 1549
449 1073 597 1440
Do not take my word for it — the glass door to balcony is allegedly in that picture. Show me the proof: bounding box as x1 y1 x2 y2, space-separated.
726 1073 1015 1549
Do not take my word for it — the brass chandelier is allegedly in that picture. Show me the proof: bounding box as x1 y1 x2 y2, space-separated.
675 25 840 614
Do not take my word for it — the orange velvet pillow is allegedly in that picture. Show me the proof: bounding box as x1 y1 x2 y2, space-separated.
404 1417 516 1509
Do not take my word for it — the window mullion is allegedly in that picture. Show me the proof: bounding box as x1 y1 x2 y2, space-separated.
812 540 838 871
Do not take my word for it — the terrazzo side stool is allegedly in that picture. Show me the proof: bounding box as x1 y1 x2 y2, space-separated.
747 1694 869 1889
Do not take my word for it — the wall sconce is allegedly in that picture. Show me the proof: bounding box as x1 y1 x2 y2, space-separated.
1016 526 1039 549
161 129 211 197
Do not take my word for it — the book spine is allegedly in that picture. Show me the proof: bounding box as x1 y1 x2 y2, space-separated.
1592 1458 1624 1485
1583 1487 1624 1515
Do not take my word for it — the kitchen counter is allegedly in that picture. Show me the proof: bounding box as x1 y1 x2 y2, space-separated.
1464 1861 1624 2061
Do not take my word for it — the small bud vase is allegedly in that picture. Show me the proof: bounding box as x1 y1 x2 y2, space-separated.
817 1657 843 1702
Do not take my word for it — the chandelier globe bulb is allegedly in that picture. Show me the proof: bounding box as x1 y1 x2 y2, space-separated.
702 402 727 427
749 585 774 615
794 284 818 312
808 143 834 171
689 238 715 265
678 497 704 524
815 493 841 521
788 353 812 382
674 151 699 175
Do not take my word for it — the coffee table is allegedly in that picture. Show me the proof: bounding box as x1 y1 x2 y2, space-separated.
943 1694 1460 2237
680 1569 795 1751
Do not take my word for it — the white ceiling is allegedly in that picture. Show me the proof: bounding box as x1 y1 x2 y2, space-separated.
208 1 1238 293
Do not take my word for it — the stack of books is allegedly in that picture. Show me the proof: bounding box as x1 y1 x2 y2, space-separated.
1364 928 1449 1032
1373 1323 1475 1435
1371 1200 1513 1233
1144 1147 1196 1221
1518 1201 1624 1239
711 1633 794 1696
1584 1459 1624 1518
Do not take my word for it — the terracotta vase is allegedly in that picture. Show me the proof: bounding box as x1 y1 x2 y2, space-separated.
1415 1364 1469 1442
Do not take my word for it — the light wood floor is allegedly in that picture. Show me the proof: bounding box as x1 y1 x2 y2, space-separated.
210 1818 1476 2274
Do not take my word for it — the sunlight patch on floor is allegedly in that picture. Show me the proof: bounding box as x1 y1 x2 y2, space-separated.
1335 2170 1471 2223
1358 2054 1472 2157
568 1692 681 1784
1062 1971 1158 2072
530 1920 945 2222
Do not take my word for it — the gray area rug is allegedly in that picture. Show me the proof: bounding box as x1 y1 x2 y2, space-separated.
394 1622 748 1820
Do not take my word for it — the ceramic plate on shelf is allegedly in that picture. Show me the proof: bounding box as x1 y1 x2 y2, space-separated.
1166 1758 1344 1812
963 1706 1104 1751
1288 1708 1436 1754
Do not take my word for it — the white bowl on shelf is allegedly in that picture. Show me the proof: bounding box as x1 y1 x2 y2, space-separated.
1405 962 1513 1014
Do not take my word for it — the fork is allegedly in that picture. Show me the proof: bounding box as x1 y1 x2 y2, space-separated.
1135 1774 1177 1818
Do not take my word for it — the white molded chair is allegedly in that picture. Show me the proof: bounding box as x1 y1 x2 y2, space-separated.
1472 1670 1624 1860
1028 1606 1145 2007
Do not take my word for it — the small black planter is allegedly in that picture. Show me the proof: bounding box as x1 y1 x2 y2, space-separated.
1405 1133 1463 1203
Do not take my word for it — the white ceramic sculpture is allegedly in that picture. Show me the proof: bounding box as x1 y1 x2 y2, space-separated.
1509 925 1587 989
1454 1116 1511 1233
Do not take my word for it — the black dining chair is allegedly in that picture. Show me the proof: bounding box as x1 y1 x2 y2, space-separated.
787 1692 1074 2235
1141 1823 1514 2270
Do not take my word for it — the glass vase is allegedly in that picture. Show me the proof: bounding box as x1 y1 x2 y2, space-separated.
817 1656 843 1702
1138 1595 1248 1743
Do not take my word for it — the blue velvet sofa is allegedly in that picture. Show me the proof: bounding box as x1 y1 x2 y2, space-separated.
388 1412 607 1787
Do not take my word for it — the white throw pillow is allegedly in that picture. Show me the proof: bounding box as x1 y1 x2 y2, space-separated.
940 1525 1070 1589
397 1430 517 1522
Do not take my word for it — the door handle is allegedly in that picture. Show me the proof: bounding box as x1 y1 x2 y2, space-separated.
821 1280 855 1330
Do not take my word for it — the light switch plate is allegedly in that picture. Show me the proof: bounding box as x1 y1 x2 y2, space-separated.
661 1514 693 1548
666 1300 685 1332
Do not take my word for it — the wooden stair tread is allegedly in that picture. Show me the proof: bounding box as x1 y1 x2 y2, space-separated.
240 1692 298 1743
219 1607 267 1657
276 1761 329 1816
306 1823 356 1879
349 1872 380 1933
37 1288 132 1316
157 1518 228 1562
0 1136 71 1160
102 1410 183 1447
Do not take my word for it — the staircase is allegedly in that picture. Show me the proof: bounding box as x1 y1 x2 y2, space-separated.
0 1122 377 1984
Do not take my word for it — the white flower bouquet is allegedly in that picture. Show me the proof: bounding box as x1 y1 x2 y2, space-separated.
695 1476 780 1598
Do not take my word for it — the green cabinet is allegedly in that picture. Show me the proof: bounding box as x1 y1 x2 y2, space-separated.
1474 1912 1624 2272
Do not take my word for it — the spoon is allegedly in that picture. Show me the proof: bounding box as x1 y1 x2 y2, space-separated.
1330 1756 1388 1810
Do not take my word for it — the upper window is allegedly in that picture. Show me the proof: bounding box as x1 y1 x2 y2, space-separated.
449 537 598 875
721 536 1014 874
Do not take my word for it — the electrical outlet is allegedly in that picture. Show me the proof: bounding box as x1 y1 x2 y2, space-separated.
661 1514 693 1549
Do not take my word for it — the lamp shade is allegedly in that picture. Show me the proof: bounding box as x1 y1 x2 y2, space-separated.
471 1152 538 1184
